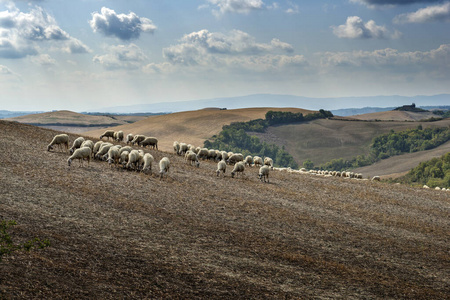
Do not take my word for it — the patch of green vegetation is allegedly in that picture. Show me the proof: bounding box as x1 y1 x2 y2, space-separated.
204 110 333 168
433 110 450 118
393 152 450 188
393 103 428 112
318 126 450 171
1 220 50 262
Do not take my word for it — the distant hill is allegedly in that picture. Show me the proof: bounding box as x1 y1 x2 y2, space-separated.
0 110 44 119
92 94 450 114
349 110 441 121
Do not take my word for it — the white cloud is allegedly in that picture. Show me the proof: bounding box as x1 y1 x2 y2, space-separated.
332 16 397 39
285 2 299 14
89 7 156 40
93 44 148 70
0 4 90 58
394 2 450 23
205 0 264 15
350 0 442 8
0 64 12 75
31 53 56 66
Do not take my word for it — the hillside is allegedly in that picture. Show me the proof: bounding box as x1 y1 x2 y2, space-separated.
349 110 440 121
1 120 449 298
84 107 313 152
251 118 450 166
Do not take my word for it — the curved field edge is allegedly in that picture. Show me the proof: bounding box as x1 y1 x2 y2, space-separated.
0 120 449 299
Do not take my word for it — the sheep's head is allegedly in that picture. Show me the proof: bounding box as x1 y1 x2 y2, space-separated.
47 145 53 151
231 172 235 178
195 161 200 168
67 158 72 166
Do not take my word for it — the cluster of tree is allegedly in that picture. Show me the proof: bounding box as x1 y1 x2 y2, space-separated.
317 126 450 171
433 110 450 118
222 109 334 133
394 152 450 189
393 103 428 112
205 128 298 169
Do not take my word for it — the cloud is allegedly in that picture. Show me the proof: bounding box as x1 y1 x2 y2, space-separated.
0 4 90 58
0 64 12 75
394 2 450 23
31 53 56 66
89 7 156 40
350 0 442 7
285 2 299 14
159 29 305 73
332 16 397 39
205 0 265 15
93 44 148 70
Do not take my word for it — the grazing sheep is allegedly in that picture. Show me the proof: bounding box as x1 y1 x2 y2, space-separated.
114 130 124 142
221 151 229 162
197 148 209 160
185 151 200 167
96 142 114 160
80 140 94 151
106 146 121 167
92 141 104 158
173 141 181 154
142 153 154 174
159 157 170 179
258 165 270 183
67 147 91 167
264 157 273 169
244 155 253 167
131 134 146 146
208 149 217 161
126 134 134 144
178 143 188 155
47 134 69 152
119 146 133 155
253 156 263 167
100 130 115 140
119 150 129 168
231 162 245 178
69 137 85 154
215 150 222 161
216 160 226 176
228 153 244 165
139 137 158 149
126 150 141 171
371 176 381 181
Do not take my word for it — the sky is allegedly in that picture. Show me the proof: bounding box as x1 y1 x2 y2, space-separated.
0 0 449 111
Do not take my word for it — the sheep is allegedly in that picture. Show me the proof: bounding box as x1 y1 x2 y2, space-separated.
215 150 222 161
197 148 209 160
231 162 245 178
80 140 94 151
185 151 200 167
69 136 85 154
114 130 124 142
173 141 181 154
221 151 229 162
178 143 188 155
47 134 69 152
159 157 170 179
126 134 134 144
100 130 115 140
371 176 381 181
264 157 274 169
131 134 146 146
139 137 158 149
253 156 263 167
106 146 121 167
228 153 244 165
216 160 226 176
119 150 129 168
208 149 217 161
126 150 141 171
244 155 253 167
96 143 113 160
67 147 91 167
142 153 154 174
119 146 133 155
92 141 104 158
258 165 270 183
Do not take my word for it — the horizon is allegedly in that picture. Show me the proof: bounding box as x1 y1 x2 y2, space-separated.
0 1 449 111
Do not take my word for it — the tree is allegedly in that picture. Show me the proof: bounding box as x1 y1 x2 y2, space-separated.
303 159 314 170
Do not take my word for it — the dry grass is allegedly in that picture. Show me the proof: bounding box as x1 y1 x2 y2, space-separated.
349 110 440 121
1 120 449 299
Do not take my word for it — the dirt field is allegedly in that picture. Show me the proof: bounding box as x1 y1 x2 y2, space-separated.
1 120 449 299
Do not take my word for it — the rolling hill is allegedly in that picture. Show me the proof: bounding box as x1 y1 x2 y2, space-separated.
1 119 449 298
349 110 440 121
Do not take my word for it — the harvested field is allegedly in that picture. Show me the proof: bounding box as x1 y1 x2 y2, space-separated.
0 120 449 299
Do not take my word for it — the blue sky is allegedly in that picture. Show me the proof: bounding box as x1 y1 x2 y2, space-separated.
0 0 449 111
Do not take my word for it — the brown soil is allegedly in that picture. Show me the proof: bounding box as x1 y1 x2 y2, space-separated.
1 120 449 299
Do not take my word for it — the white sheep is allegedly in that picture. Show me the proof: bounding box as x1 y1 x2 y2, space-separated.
119 146 133 155
208 149 217 161
173 141 181 154
100 130 115 140
178 143 188 155
216 160 226 177
258 165 270 183
139 137 158 149
96 142 114 160
371 176 381 181
126 150 141 171
114 130 124 142
159 157 170 179
185 151 200 167
244 155 253 167
126 134 134 144
221 151 229 162
69 136 85 154
131 134 146 146
80 140 94 151
67 147 91 167
228 153 244 165
119 150 129 168
106 146 121 167
197 148 209 160
142 153 154 174
92 141 104 158
47 134 69 152
264 157 273 169
231 162 245 178
253 156 263 167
